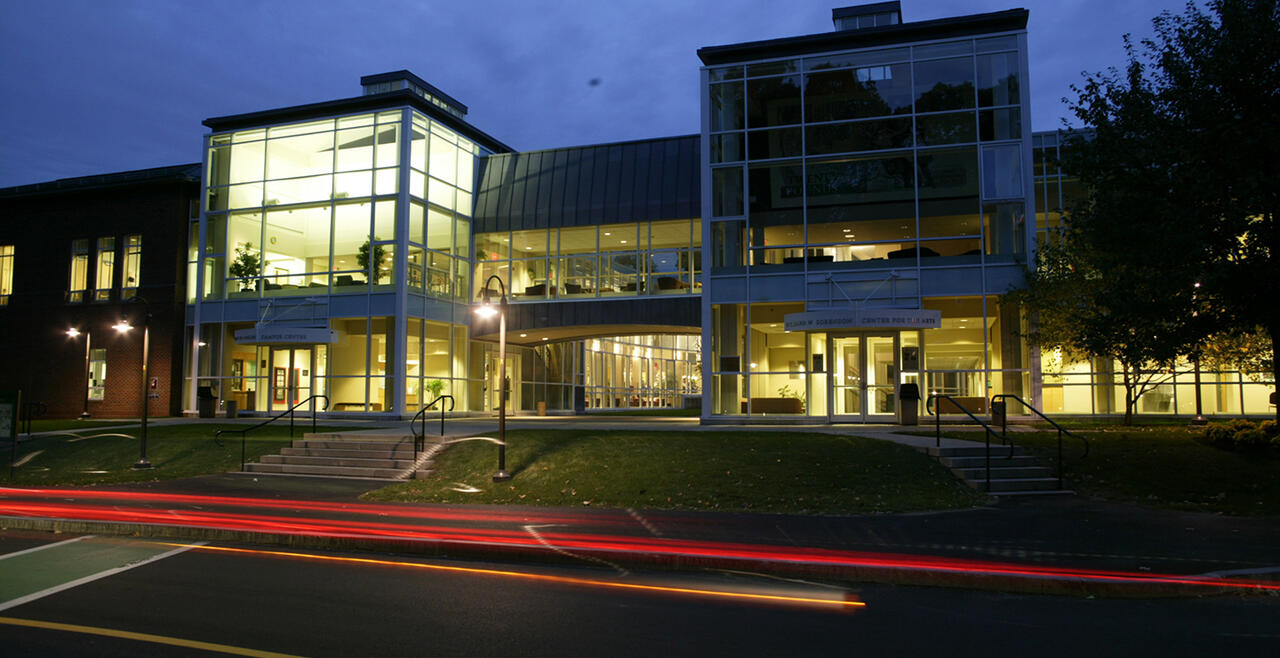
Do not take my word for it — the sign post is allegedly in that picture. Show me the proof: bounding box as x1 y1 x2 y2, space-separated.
1 390 19 480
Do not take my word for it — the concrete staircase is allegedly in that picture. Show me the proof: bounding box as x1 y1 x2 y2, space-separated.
924 445 1072 496
244 432 436 480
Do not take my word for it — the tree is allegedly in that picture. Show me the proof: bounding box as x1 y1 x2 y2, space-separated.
1029 0 1278 421
1143 0 1280 420
229 242 261 291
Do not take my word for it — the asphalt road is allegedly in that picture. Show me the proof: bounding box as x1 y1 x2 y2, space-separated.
1 530 1277 657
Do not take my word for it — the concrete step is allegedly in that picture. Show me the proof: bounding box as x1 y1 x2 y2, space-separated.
953 466 1052 480
280 446 419 460
302 432 415 442
926 445 1026 458
291 439 415 451
260 454 418 469
941 455 1041 469
244 462 409 479
977 477 1062 493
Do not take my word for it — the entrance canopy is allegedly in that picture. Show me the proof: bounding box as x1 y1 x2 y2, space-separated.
783 308 941 332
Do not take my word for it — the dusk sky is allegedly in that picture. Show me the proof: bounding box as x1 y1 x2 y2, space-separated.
1 0 1176 187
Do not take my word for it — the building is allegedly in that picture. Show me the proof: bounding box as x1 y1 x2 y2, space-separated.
0 164 200 419
5 3 1270 421
698 3 1034 421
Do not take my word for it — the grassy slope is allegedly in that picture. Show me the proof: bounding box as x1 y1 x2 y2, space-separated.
365 429 985 515
5 425 358 486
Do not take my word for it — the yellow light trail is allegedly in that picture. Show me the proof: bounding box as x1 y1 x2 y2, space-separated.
172 543 865 611
0 616 302 657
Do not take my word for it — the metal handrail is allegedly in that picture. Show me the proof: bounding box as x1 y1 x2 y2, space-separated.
21 401 48 436
410 395 454 459
926 393 1012 492
214 395 329 472
990 394 1089 490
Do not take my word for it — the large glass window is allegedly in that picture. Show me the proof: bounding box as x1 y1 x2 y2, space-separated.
804 63 912 122
0 245 13 305
747 76 802 128
913 57 975 113
94 237 114 301
67 238 87 302
122 235 141 293
88 347 107 401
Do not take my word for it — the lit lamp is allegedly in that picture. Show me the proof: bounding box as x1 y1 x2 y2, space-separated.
116 296 152 469
474 275 510 482
66 327 92 418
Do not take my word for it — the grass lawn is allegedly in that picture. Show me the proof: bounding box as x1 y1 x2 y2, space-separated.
364 430 986 515
937 426 1280 516
5 424 358 486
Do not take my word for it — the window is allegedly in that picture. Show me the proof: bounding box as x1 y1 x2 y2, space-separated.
69 239 89 302
123 235 141 293
95 236 115 301
0 245 12 305
88 348 107 401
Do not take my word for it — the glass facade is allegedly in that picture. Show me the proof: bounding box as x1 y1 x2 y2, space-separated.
474 219 700 301
703 32 1035 420
190 103 492 416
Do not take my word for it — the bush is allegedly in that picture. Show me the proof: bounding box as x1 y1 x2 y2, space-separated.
1201 419 1278 454
1203 421 1238 447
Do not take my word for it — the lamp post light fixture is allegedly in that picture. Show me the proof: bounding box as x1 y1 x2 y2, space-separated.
66 327 92 419
475 275 511 482
116 296 152 469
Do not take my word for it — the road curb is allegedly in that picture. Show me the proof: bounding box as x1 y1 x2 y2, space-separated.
2 515 1261 599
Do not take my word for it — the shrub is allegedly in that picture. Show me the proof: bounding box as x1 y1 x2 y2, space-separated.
1203 422 1237 446
1260 420 1278 438
1234 428 1270 450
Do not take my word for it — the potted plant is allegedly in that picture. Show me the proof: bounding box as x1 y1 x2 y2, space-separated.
358 238 389 282
229 242 261 291
425 379 446 407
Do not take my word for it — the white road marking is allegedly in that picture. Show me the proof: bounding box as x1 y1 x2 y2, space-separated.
0 541 206 613
0 535 95 561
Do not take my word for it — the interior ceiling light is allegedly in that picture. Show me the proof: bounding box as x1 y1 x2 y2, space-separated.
519 333 527 337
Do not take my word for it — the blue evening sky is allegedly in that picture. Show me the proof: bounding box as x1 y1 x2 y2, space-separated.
0 0 1175 187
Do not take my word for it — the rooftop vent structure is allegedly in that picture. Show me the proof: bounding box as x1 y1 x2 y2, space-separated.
359 71 468 119
832 2 901 31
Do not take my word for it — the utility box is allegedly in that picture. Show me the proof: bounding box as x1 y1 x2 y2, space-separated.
898 383 921 426
197 386 217 419
991 400 1007 426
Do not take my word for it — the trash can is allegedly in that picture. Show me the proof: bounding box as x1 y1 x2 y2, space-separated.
990 400 1006 426
197 386 217 419
224 399 238 419
898 383 921 426
536 401 547 416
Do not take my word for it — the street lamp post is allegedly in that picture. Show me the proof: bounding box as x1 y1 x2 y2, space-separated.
66 327 92 419
115 296 152 469
1191 282 1207 426
474 275 510 482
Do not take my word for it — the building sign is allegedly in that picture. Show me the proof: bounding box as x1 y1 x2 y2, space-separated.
784 308 942 331
234 326 337 345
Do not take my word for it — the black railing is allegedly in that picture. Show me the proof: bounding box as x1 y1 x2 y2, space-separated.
990 394 1089 490
20 401 47 436
214 395 329 472
410 395 454 459
926 394 1012 492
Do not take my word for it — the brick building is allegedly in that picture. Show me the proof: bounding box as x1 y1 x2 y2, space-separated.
0 164 200 419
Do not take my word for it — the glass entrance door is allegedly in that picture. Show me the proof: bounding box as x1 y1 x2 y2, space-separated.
269 346 313 412
829 333 899 422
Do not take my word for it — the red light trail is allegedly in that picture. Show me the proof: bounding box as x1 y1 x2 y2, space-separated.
1 487 1275 593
